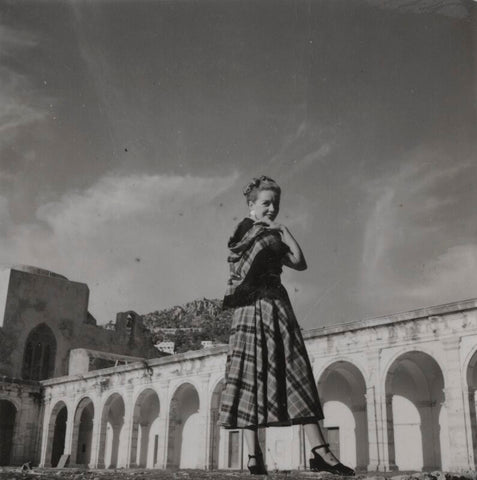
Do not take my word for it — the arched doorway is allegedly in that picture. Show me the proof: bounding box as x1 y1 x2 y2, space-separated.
466 349 477 468
71 398 94 467
167 383 200 469
0 400 16 465
22 324 57 380
45 402 68 467
130 389 160 468
209 380 224 470
385 351 445 471
98 393 126 468
317 361 368 470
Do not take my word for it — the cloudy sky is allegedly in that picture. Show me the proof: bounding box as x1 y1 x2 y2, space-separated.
0 0 476 328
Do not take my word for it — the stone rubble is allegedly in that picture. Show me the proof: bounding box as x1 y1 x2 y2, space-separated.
0 469 476 480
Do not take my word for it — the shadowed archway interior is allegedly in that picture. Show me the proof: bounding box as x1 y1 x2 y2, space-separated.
51 404 67 467
0 400 16 466
130 389 160 468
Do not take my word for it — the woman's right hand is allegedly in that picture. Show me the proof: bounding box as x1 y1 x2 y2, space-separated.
258 217 284 232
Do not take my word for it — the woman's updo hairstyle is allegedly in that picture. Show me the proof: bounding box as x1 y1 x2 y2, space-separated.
243 175 281 203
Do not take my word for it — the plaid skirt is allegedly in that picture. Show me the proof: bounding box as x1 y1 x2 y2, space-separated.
218 289 324 429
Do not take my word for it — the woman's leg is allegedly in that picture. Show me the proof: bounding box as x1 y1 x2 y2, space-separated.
304 423 339 465
304 423 354 475
244 428 260 465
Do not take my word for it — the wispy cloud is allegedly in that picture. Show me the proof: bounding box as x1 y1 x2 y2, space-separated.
0 24 37 50
0 24 48 150
0 172 239 322
360 147 477 315
37 174 234 234
268 120 335 178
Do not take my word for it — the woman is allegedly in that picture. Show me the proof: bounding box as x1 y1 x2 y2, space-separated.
219 176 354 476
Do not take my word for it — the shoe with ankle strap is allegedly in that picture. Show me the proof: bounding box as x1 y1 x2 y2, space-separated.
247 452 267 475
309 443 355 476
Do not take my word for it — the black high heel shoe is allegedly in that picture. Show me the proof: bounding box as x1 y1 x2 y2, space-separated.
247 452 267 475
309 443 355 476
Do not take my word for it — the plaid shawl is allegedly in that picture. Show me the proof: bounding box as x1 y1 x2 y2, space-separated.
219 218 324 428
223 218 285 308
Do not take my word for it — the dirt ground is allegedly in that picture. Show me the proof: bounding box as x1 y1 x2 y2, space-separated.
0 468 364 480
0 468 312 480
0 468 476 480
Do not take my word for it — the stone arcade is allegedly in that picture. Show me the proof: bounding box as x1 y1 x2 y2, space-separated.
1 266 477 472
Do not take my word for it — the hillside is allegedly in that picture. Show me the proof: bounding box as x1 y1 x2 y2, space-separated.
142 298 232 353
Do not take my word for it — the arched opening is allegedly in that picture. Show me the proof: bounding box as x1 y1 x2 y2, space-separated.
385 351 445 471
317 361 368 470
130 389 160 468
209 380 224 470
52 406 68 466
45 402 68 467
0 400 16 465
167 383 200 469
22 324 57 380
52 406 68 467
466 350 477 468
98 393 126 468
72 398 94 467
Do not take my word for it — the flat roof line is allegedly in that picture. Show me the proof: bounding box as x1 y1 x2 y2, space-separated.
303 297 477 340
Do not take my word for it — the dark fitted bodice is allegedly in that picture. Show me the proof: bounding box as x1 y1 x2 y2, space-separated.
223 218 290 308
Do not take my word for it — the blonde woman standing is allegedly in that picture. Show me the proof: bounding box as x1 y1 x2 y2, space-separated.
219 176 354 476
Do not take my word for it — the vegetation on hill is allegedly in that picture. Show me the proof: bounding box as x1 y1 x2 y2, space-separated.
141 298 232 353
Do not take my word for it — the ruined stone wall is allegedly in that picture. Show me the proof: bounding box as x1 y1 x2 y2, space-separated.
2 268 90 378
0 268 161 379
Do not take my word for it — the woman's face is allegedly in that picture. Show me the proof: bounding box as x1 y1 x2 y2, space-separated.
249 189 280 222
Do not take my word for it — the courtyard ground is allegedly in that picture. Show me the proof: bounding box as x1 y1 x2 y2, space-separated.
0 468 476 480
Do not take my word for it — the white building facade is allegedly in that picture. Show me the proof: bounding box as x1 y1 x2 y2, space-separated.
36 298 477 472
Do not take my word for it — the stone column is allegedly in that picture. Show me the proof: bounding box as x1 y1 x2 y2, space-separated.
383 393 398 471
63 399 76 459
90 396 104 468
155 411 168 468
352 404 368 471
138 422 151 467
121 386 134 468
10 391 26 465
365 348 397 472
109 419 124 467
128 420 140 468
442 337 473 471
39 398 53 467
166 396 180 468
365 350 381 471
158 381 171 469
365 385 385 471
208 407 220 469
197 374 211 469
466 388 477 468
